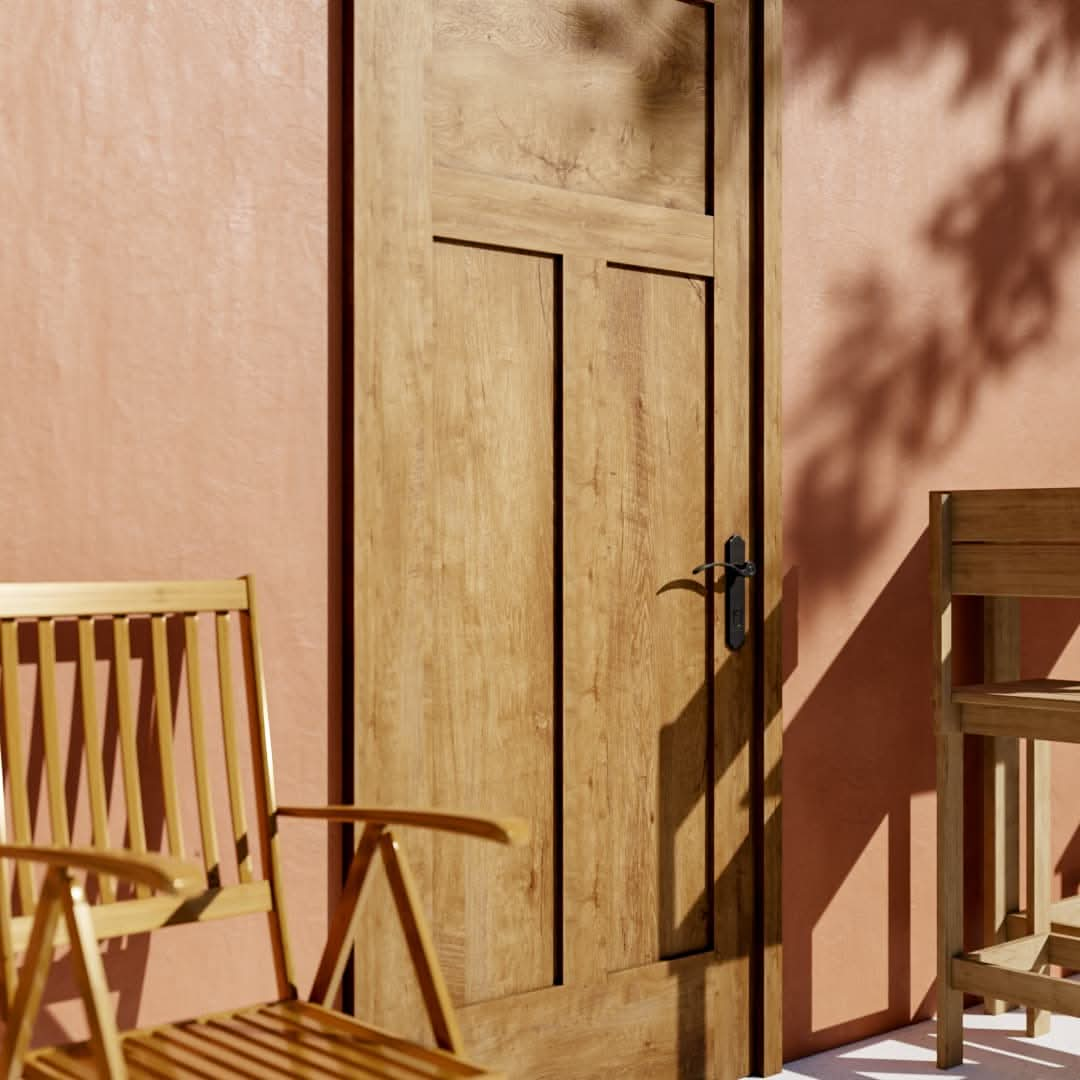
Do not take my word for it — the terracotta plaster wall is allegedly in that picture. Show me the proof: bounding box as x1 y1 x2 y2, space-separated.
783 0 1080 1061
0 2 334 1037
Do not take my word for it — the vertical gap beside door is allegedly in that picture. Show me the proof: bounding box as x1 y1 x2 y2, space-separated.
749 0 767 1070
552 255 566 988
704 284 716 952
331 0 357 1017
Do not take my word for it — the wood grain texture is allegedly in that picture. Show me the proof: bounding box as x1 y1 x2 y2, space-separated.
279 806 527 845
150 614 185 858
713 2 754 1075
961 703 1080 743
77 618 115 903
933 493 964 1068
949 488 1080 543
433 0 709 212
36 620 70 848
240 578 296 1000
0 846 199 896
25 1001 501 1080
0 580 248 618
215 613 253 884
562 255 610 989
952 954 1080 1018
433 167 714 276
1008 894 1080 940
931 494 955 733
353 0 774 1071
953 543 1080 598
0 869 64 1079
183 614 221 887
309 824 384 1007
113 617 150 898
981 597 1020 1015
426 242 556 1004
1 621 35 912
60 880 127 1078
566 264 710 974
353 0 437 1044
956 679 1080 709
461 954 732 1080
7 882 272 954
381 831 465 1053
936 731 965 1068
1027 737 1051 1036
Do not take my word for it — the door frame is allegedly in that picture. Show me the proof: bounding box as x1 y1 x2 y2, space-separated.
340 0 783 1073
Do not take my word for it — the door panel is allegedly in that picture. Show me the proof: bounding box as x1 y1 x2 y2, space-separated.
565 265 711 977
432 0 709 211
430 240 557 1004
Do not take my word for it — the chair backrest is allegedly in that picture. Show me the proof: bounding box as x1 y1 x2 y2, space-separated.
936 488 1080 598
0 576 294 1004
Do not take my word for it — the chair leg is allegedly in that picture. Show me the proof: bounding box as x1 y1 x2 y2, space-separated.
60 876 127 1078
309 823 384 1007
1027 738 1051 1038
0 869 64 1080
938 732 965 1069
379 830 465 1055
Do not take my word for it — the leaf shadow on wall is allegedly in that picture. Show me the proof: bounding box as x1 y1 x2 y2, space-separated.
784 0 1080 1060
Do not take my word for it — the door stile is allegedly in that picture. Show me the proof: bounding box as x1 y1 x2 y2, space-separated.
712 2 754 1077
353 0 437 1038
760 0 784 1071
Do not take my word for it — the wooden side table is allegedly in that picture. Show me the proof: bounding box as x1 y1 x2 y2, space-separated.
933 488 1080 1069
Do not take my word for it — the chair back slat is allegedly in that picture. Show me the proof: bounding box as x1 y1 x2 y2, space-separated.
184 615 221 888
150 615 185 859
36 620 70 849
239 589 294 999
215 614 253 885
77 618 115 903
112 617 150 899
0 577 291 994
0 655 12 1013
1 623 35 914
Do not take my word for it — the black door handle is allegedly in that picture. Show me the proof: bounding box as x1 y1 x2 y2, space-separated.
692 559 757 578
691 535 753 651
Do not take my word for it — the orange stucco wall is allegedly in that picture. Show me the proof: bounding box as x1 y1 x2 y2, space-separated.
7 0 1080 1064
784 0 1080 1060
1 2 335 1037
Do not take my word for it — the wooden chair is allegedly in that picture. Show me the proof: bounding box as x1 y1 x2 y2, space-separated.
0 576 526 1078
933 489 1080 1068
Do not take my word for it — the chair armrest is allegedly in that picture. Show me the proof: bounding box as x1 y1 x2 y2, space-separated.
277 805 528 845
0 844 202 895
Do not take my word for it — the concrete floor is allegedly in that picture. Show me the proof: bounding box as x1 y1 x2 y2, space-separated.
779 1009 1080 1078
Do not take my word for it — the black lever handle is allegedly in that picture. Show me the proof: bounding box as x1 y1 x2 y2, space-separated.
692 559 757 578
692 535 754 650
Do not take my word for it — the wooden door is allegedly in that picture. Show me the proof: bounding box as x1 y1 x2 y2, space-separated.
352 2 777 1077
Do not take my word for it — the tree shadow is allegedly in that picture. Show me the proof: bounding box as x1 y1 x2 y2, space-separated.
781 0 1080 1059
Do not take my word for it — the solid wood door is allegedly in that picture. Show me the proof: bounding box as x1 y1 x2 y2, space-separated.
353 3 759 1077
